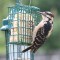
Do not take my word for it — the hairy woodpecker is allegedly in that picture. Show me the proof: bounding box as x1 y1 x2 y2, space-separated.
22 11 54 53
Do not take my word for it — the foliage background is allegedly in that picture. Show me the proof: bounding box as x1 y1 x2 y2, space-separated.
0 0 60 54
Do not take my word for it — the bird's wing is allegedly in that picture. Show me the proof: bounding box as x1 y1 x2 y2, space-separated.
31 27 46 53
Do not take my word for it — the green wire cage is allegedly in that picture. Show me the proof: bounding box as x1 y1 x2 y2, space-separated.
1 0 40 60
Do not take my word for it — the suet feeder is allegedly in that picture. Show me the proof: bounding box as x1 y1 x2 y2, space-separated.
0 0 40 60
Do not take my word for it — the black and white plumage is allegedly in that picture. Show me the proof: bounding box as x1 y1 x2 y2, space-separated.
22 11 54 53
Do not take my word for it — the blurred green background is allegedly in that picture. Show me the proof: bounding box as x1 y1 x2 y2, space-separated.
0 0 60 55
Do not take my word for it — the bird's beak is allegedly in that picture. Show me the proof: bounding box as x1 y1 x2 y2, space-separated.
39 12 43 14
39 12 45 15
37 11 46 16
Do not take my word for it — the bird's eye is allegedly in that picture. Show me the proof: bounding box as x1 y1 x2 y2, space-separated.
45 11 54 18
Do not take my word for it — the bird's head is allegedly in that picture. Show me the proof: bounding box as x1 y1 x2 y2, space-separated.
39 11 54 21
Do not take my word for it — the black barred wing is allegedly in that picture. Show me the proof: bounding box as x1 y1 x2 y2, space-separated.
31 27 46 53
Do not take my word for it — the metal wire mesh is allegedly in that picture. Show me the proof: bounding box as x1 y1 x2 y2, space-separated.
1 1 40 60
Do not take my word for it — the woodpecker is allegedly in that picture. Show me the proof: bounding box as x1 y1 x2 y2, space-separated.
22 11 54 53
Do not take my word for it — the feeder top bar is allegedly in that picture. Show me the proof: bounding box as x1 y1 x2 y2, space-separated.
11 5 40 13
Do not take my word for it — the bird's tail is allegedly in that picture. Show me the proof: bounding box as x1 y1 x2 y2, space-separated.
22 46 32 53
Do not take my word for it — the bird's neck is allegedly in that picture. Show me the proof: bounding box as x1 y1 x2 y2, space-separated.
42 17 49 21
37 17 53 29
42 17 53 24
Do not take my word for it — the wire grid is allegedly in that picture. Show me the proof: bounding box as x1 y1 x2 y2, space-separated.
5 4 40 60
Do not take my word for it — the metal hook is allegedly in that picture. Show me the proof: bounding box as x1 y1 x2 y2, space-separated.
29 0 32 6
